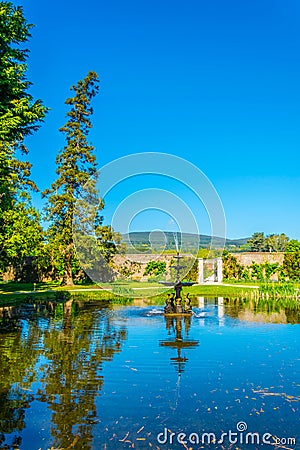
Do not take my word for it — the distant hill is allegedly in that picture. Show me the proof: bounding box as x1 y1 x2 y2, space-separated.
121 231 249 252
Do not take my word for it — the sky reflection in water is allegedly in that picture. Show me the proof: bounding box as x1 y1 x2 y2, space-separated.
0 298 299 449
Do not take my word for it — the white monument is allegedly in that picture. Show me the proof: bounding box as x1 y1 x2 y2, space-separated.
197 257 223 283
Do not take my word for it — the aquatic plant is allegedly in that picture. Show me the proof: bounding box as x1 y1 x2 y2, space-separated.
259 282 296 297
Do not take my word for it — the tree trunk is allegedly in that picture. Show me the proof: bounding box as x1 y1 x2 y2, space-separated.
61 248 74 286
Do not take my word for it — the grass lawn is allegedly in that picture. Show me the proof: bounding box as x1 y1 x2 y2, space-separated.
1 280 299 307
0 281 60 293
0 279 258 302
183 284 257 297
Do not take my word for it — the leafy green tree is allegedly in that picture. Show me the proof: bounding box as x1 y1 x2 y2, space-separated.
0 2 46 143
283 252 300 280
0 202 43 278
33 240 86 283
265 233 289 252
0 2 47 276
247 232 266 252
0 1 47 198
95 224 122 263
43 72 100 286
222 251 243 279
285 239 300 252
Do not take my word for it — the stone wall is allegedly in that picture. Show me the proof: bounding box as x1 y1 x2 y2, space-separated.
113 253 177 281
113 253 196 281
235 252 284 266
113 252 285 281
2 252 285 283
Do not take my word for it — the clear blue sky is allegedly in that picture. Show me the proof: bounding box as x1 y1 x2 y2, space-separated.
20 0 300 239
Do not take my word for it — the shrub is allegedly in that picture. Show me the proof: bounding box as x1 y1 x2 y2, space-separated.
143 261 166 277
222 251 243 279
283 251 300 280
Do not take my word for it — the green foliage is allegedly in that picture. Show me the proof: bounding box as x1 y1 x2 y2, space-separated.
285 239 300 252
241 267 251 280
283 251 300 281
250 264 260 281
222 251 243 279
197 249 210 258
0 201 43 278
222 251 281 282
247 232 266 252
53 291 72 301
0 1 47 198
95 224 122 263
0 2 47 144
226 293 300 312
43 72 100 285
247 232 289 253
43 69 121 285
265 234 289 252
263 262 279 280
143 260 166 277
119 260 141 278
239 242 252 252
259 282 296 296
184 259 198 282
0 2 47 278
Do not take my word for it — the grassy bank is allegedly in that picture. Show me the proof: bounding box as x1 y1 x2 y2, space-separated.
1 281 299 309
0 281 257 302
183 284 257 297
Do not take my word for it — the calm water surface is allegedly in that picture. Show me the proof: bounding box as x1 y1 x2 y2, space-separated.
0 298 299 450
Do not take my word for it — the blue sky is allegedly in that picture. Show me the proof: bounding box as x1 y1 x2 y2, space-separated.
20 0 300 239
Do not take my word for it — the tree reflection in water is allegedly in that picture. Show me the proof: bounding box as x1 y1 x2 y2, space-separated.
0 299 127 450
0 304 43 449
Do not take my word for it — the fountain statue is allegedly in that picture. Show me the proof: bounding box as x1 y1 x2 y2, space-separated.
160 233 195 315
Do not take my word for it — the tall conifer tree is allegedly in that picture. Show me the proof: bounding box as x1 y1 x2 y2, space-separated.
44 72 100 285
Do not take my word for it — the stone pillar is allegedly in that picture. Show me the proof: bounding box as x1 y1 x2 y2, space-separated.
198 258 204 284
217 257 223 283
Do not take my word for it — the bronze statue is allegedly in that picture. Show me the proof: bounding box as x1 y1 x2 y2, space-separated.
170 293 175 311
164 292 193 315
175 297 183 314
164 294 173 314
184 293 192 313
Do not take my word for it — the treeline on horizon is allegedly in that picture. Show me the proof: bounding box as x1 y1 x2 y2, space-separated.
1 2 300 286
122 231 300 253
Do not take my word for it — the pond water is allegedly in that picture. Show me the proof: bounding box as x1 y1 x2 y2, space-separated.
0 298 299 450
